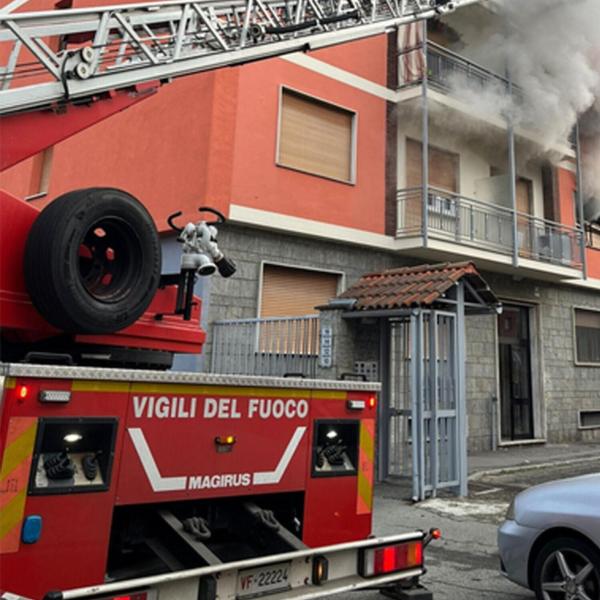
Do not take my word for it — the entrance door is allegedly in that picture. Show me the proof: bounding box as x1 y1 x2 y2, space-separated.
498 305 534 440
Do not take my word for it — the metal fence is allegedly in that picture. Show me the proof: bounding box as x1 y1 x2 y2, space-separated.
210 315 319 377
397 187 583 269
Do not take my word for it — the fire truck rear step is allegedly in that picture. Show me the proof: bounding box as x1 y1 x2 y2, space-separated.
39 532 429 600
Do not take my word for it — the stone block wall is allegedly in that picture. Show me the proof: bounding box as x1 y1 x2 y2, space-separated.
203 223 402 362
466 272 600 449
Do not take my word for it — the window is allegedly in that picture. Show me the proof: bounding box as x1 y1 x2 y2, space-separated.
406 138 459 193
260 264 340 318
259 265 340 355
575 309 600 364
277 88 355 183
406 139 459 224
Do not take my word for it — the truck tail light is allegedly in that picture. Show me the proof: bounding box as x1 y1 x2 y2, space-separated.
312 555 329 585
368 395 376 409
360 540 423 578
17 385 29 400
104 593 148 600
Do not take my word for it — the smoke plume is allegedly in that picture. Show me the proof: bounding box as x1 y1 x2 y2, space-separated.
448 0 600 209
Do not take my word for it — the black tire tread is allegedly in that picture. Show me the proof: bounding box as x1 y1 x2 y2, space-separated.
24 188 161 334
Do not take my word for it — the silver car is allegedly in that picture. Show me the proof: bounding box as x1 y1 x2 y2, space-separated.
498 473 600 600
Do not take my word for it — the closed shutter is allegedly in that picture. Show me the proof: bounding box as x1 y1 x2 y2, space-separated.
261 265 339 317
515 177 534 257
406 138 459 192
516 177 533 214
278 89 354 182
259 265 339 355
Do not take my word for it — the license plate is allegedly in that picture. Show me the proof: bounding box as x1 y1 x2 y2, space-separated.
236 561 291 599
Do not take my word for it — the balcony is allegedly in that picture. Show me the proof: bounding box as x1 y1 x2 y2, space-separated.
396 187 584 272
397 40 576 156
399 38 518 94
425 43 523 102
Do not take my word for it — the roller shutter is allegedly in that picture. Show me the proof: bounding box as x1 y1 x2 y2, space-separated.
260 265 340 317
278 89 355 182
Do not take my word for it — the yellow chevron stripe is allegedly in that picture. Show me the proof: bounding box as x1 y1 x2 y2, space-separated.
0 489 27 540
357 470 373 510
0 422 37 483
4 378 16 389
357 419 375 514
359 423 375 459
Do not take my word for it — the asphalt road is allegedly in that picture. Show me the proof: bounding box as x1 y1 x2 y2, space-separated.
332 458 600 600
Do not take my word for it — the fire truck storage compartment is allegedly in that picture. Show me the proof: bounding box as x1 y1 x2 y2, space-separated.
29 417 117 494
106 493 305 580
312 420 359 477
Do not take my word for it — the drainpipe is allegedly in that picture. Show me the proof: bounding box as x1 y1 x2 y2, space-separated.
490 394 498 452
575 121 588 279
507 74 519 268
421 19 429 248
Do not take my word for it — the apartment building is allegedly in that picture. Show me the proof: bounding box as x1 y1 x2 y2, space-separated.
1 1 599 465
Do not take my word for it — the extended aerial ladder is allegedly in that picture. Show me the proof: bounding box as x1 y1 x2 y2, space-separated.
0 0 480 114
0 0 481 165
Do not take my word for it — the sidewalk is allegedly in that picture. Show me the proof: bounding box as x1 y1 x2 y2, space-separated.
468 441 600 479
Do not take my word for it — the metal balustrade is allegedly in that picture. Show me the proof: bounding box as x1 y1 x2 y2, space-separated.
210 315 319 377
396 187 584 269
399 40 524 102
426 42 520 97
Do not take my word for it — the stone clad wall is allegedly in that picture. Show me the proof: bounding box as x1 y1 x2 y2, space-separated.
466 273 600 450
204 224 401 365
465 313 498 452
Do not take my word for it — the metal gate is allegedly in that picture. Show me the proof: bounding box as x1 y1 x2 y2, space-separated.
382 309 466 500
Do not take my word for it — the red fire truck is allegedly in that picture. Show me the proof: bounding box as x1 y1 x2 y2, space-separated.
0 0 477 597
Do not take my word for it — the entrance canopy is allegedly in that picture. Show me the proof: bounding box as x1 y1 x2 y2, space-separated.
335 261 500 316
330 262 500 500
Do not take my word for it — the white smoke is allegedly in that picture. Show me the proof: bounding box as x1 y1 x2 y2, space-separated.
446 0 600 204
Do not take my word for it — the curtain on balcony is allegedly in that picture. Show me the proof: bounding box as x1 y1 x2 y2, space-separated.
398 23 424 85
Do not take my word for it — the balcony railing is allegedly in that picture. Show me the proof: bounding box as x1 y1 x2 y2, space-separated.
399 40 523 102
397 187 584 270
209 315 319 377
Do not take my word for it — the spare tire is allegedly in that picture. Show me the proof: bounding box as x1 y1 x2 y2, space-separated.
24 188 161 334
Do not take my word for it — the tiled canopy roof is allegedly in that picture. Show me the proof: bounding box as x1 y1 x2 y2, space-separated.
337 262 498 311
